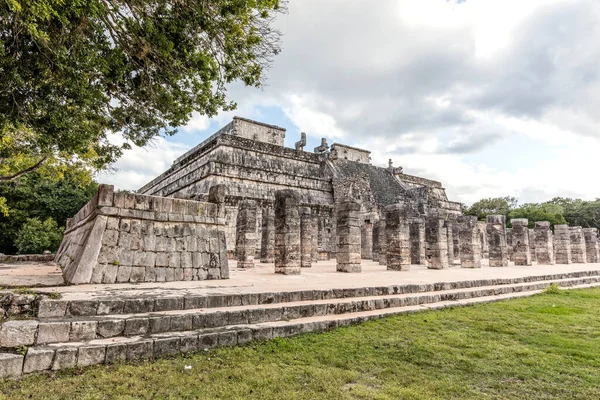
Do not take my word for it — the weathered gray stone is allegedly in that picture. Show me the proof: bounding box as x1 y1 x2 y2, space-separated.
77 345 106 367
274 190 301 275
300 208 313 268
409 217 426 265
180 334 199 353
127 340 154 361
569 226 587 263
199 333 219 349
236 199 257 268
68 300 98 316
384 204 410 271
23 348 55 373
554 225 572 264
487 215 508 267
105 343 127 364
378 219 387 265
0 353 23 379
534 221 554 264
37 300 68 318
426 214 449 269
583 228 600 263
0 320 38 347
218 331 238 347
154 337 181 357
124 318 149 336
97 300 125 315
511 218 532 266
458 216 482 268
37 321 70 344
97 320 125 338
52 347 78 370
70 321 97 341
260 206 275 263
337 201 362 273
170 315 193 331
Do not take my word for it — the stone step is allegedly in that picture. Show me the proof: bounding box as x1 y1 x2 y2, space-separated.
3 276 599 351
4 281 598 379
37 269 600 318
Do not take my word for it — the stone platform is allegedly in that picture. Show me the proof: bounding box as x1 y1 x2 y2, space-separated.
2 260 600 379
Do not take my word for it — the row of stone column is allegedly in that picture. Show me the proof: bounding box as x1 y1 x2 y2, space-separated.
373 204 481 271
485 216 600 266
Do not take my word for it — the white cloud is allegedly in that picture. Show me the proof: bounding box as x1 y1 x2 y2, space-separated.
179 112 210 133
96 135 190 191
119 0 600 205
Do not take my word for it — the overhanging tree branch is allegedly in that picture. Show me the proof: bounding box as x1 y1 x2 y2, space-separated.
0 155 49 182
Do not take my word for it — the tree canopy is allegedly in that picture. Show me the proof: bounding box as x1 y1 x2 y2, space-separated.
463 196 518 221
507 203 567 228
465 195 600 232
0 0 284 181
0 168 97 254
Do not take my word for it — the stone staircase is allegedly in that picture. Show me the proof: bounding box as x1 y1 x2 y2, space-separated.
2 269 600 379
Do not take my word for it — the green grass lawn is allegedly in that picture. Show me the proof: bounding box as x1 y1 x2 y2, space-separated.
2 287 600 399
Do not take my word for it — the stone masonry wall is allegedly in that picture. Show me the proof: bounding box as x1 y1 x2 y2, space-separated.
56 185 228 284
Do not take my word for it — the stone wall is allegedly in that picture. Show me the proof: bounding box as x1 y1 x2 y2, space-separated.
56 185 228 284
331 143 371 164
0 254 54 263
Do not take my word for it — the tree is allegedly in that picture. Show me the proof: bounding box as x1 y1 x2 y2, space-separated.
548 197 600 230
507 203 567 228
0 168 97 254
0 0 285 181
464 196 518 221
14 217 64 254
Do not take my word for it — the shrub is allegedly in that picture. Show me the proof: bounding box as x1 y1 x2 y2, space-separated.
543 283 561 295
15 218 64 254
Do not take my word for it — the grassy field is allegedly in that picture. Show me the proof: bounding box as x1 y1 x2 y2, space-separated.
2 286 600 399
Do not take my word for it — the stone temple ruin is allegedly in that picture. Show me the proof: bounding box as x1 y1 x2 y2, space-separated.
4 116 600 380
54 116 600 284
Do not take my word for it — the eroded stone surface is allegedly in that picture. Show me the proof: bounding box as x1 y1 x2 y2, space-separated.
0 353 23 379
0 320 38 347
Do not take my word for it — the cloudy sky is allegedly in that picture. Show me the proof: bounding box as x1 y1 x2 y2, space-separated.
99 0 600 205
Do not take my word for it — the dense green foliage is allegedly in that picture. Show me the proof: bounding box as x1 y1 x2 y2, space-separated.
14 217 63 254
507 202 567 228
0 171 97 254
463 196 518 220
2 288 600 398
466 196 600 230
0 0 284 182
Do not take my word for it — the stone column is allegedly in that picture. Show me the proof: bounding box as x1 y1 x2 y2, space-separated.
506 228 514 262
336 201 362 273
236 200 257 268
426 214 449 269
486 215 508 267
529 229 537 262
409 217 426 265
553 225 572 264
445 219 455 265
260 206 274 263
452 222 461 261
361 220 373 260
378 219 387 265
300 208 313 268
583 228 600 263
510 218 531 266
372 220 380 263
458 216 482 268
311 215 319 263
477 221 489 259
274 190 301 275
569 226 587 263
384 204 411 271
534 221 554 265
